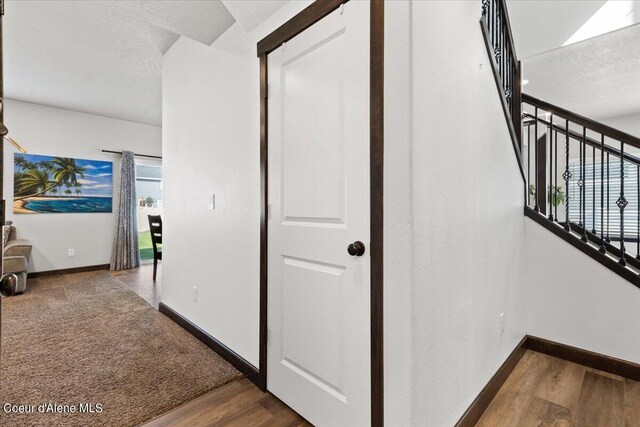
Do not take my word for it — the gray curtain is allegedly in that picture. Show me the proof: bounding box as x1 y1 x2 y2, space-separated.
110 151 140 270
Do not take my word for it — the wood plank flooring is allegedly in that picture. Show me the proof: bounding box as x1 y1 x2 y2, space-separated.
111 262 161 307
477 350 640 426
142 378 311 427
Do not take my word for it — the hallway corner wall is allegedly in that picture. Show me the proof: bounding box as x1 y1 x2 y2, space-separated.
402 1 528 425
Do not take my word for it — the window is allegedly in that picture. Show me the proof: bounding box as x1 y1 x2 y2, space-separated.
135 162 162 262
567 158 640 239
136 164 162 208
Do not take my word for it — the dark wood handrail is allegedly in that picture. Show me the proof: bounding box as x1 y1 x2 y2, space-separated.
523 114 640 167
522 94 640 150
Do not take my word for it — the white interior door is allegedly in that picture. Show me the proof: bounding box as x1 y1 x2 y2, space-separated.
267 2 370 426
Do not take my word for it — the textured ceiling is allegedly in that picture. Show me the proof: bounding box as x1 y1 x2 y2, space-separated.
221 0 288 33
523 23 640 120
507 0 607 59
4 1 235 126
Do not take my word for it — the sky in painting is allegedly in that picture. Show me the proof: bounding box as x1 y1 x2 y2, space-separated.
14 153 113 197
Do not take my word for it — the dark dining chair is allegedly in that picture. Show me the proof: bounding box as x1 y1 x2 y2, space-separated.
147 215 162 281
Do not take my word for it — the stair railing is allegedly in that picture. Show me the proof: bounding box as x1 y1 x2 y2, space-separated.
481 0 522 152
522 93 640 268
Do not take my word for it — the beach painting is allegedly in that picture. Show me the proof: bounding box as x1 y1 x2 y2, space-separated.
14 153 113 214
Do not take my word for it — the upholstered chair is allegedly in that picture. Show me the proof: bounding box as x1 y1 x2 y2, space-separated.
2 221 32 294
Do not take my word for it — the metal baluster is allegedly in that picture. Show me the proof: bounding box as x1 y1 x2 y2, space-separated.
592 144 596 234
502 21 506 95
606 153 610 243
501 17 504 76
636 164 640 261
490 0 494 44
527 123 531 206
579 132 583 226
508 53 512 113
564 119 571 231
494 0 497 48
509 57 513 115
505 45 509 107
549 115 554 220
505 48 509 111
534 108 539 212
501 17 505 92
618 141 627 266
599 135 606 253
581 127 588 241
503 20 507 97
494 10 500 71
491 0 496 54
555 128 559 222
510 57 513 115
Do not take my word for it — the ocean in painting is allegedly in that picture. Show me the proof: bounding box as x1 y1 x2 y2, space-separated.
22 197 112 214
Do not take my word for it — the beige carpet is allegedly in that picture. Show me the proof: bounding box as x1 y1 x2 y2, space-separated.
0 271 243 427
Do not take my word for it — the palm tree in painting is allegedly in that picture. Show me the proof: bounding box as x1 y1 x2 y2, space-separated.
75 188 82 197
14 156 28 172
64 188 73 197
37 160 52 171
50 187 58 196
14 169 50 198
50 157 86 186
13 172 23 187
14 157 88 201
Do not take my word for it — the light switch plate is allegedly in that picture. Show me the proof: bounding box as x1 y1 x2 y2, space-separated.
208 194 215 210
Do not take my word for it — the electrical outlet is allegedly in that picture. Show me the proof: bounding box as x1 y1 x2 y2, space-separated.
192 286 198 302
499 313 505 335
68 248 75 257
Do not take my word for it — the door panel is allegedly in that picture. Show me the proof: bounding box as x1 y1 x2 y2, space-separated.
282 256 346 399
267 2 370 426
281 29 346 225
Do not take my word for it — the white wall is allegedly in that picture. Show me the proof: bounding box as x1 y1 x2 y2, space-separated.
161 2 310 368
161 30 259 367
406 1 527 425
384 2 414 426
3 99 161 272
525 218 640 364
603 112 640 139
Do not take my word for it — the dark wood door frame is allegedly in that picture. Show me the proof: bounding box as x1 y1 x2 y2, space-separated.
257 1 384 425
0 0 4 361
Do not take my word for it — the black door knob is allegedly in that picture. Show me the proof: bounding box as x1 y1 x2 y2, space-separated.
347 241 366 256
